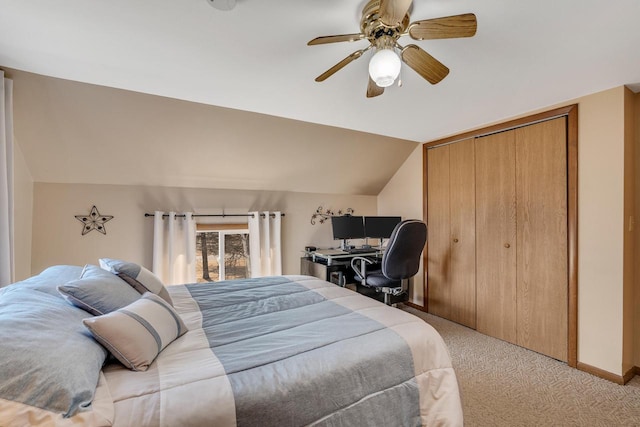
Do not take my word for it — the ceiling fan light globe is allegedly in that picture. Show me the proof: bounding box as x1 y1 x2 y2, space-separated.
369 49 401 88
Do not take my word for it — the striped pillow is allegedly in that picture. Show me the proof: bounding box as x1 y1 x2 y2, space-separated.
99 258 173 305
83 292 187 371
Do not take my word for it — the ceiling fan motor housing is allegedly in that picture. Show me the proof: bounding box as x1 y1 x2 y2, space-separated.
361 0 409 49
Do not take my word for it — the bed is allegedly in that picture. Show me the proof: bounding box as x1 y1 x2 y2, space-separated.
0 263 463 427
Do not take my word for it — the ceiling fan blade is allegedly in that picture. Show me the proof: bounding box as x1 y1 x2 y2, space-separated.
366 77 384 98
308 33 365 46
409 13 477 40
379 0 412 26
400 44 449 84
315 49 367 82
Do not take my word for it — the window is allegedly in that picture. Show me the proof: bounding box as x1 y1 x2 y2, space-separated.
195 224 250 282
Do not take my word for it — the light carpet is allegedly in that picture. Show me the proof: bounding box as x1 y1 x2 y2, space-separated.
402 307 640 427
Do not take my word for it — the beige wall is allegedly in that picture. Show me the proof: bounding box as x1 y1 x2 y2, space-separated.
377 145 425 305
30 183 377 277
576 87 625 375
13 139 32 281
382 86 633 376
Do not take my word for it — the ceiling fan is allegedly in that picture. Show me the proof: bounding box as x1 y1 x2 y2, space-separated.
308 0 477 98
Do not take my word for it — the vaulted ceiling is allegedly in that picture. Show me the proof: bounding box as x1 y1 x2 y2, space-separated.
2 0 640 194
9 70 417 195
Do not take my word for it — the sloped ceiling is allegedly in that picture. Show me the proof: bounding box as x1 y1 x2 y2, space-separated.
10 69 417 195
2 0 640 194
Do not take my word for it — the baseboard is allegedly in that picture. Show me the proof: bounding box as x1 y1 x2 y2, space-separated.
577 362 637 385
624 366 640 383
404 301 427 312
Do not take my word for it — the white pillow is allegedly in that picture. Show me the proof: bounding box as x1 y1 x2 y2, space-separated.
83 292 187 371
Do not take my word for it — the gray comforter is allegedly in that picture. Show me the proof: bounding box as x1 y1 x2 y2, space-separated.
103 275 463 426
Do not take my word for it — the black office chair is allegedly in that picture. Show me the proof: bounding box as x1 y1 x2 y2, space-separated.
350 219 427 305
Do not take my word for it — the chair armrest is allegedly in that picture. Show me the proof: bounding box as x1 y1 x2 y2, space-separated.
350 256 374 280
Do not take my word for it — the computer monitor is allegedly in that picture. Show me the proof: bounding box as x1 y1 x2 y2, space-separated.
364 216 402 239
331 216 365 240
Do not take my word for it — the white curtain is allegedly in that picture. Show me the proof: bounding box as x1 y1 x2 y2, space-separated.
248 211 282 277
152 211 196 285
0 72 14 287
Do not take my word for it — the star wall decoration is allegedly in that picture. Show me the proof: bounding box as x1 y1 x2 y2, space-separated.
75 206 114 235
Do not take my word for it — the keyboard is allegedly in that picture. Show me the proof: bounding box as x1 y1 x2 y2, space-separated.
314 249 347 256
347 248 377 254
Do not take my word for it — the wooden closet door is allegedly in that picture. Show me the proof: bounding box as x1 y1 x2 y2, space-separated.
475 131 517 343
449 139 476 328
427 145 451 319
515 117 568 361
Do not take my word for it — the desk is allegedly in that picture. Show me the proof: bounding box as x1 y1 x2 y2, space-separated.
300 249 382 286
312 249 381 265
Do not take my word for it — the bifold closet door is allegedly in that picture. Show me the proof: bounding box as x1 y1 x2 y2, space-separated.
515 117 568 362
427 145 451 319
475 131 517 344
427 139 476 327
448 139 476 328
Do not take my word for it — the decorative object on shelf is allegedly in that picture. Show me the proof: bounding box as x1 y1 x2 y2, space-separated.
75 206 114 235
310 206 354 225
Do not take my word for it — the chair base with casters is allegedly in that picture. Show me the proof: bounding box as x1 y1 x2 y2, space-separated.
350 219 427 306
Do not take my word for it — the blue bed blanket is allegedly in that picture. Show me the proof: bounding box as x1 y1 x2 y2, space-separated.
103 275 463 427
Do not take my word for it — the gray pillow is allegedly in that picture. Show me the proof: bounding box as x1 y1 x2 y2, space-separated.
0 286 107 418
14 265 84 297
57 264 141 315
83 292 187 372
99 258 173 305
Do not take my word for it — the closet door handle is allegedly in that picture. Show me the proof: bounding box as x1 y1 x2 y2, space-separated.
453 238 459 243
504 243 511 248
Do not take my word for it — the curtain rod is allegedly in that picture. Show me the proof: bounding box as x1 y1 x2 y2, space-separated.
144 213 285 219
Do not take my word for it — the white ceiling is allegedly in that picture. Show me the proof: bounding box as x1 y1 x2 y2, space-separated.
2 0 639 143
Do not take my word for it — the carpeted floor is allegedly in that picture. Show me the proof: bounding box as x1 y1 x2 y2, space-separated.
402 306 640 427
